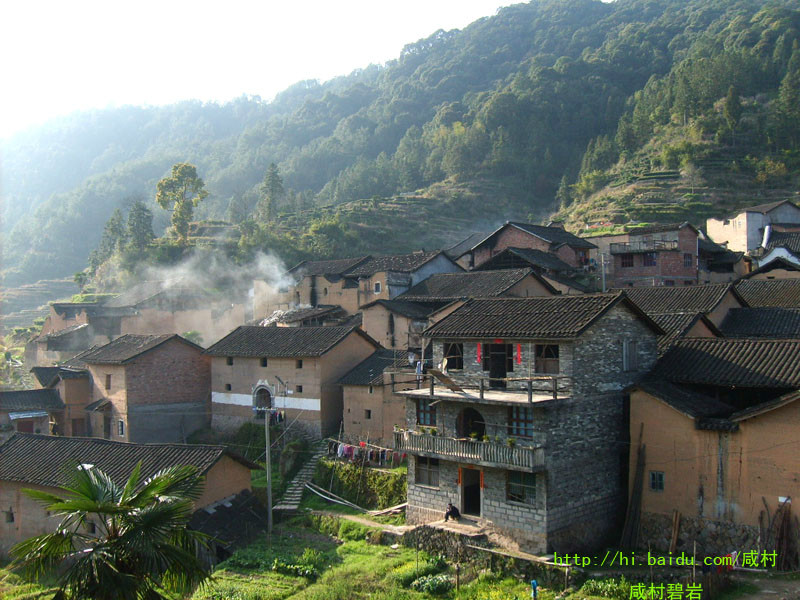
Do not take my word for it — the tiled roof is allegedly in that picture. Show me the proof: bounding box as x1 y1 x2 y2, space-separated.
77 334 184 365
260 305 344 326
344 251 447 277
188 489 267 546
620 283 736 314
652 338 800 388
424 293 661 339
360 299 445 319
734 279 800 308
0 433 255 488
396 268 549 301
719 307 800 338
30 366 88 387
485 247 575 272
766 231 800 253
729 389 800 422
339 349 413 386
741 257 800 278
506 222 597 249
286 256 371 277
635 379 734 419
446 232 490 259
648 312 717 355
0 389 64 412
741 200 799 214
38 323 89 341
205 325 376 357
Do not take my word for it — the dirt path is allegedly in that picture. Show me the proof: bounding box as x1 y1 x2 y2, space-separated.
734 575 800 599
311 510 414 535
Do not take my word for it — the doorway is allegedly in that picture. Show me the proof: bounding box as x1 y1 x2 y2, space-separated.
487 343 512 388
461 468 481 516
456 408 485 439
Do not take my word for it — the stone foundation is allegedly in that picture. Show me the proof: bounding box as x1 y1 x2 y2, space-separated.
640 512 759 557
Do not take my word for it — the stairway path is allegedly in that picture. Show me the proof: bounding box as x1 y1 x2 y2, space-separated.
273 440 327 512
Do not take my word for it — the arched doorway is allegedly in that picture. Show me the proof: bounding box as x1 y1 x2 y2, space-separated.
456 407 485 439
253 387 272 420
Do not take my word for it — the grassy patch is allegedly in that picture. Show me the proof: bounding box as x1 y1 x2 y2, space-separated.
0 567 58 600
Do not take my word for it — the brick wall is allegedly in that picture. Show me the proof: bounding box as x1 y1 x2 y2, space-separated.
473 227 552 268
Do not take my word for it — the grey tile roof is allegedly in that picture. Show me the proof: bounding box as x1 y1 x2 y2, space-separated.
506 222 597 249
652 338 800 388
741 257 800 278
265 305 344 325
648 312 714 355
205 325 376 357
719 307 800 338
38 323 89 341
740 200 799 214
396 268 547 301
446 232 490 259
0 389 64 412
424 292 661 339
360 299 445 319
766 231 800 254
635 379 734 419
77 334 184 365
625 222 698 236
286 256 371 277
338 349 413 386
344 251 447 277
734 279 800 308
0 433 255 488
620 283 737 314
476 247 575 272
30 366 88 387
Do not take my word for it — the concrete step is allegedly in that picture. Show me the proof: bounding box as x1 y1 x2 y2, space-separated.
273 440 327 513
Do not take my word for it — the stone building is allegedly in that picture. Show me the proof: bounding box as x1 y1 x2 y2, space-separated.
205 325 379 438
629 338 800 556
395 293 662 553
452 222 596 270
706 200 800 254
0 433 256 557
339 348 417 446
78 334 211 444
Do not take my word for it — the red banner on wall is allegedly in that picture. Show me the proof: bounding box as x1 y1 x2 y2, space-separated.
476 343 482 363
516 343 522 364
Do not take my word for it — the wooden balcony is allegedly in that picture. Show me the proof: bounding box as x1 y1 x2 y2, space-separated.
610 240 679 254
394 430 545 471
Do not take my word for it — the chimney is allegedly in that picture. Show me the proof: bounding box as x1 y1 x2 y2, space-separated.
761 224 772 249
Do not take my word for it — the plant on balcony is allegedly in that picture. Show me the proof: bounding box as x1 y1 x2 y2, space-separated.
469 431 479 440
494 435 501 443
482 434 490 442
506 437 516 447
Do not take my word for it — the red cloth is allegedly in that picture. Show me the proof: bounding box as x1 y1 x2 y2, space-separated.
516 343 522 364
476 343 482 363
359 441 366 447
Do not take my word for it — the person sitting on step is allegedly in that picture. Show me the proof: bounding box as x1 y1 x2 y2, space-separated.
444 502 461 522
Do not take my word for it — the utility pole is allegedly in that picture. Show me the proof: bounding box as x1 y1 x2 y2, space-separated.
264 407 273 534
600 253 607 293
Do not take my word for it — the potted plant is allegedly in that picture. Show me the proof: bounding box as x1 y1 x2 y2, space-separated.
506 437 516 447
482 434 490 443
469 431 479 441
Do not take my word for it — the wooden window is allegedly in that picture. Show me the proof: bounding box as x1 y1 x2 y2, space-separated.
442 342 464 370
261 357 268 367
416 398 436 426
374 281 382 293
623 340 638 372
295 385 303 393
684 253 693 268
508 406 534 438
534 344 559 374
118 420 125 437
5 509 13 523
649 470 664 492
620 254 634 268
225 383 232 391
507 471 536 505
643 252 657 267
105 374 112 390
364 409 371 420
368 385 374 394
415 457 439 487
226 356 234 366
296 359 303 369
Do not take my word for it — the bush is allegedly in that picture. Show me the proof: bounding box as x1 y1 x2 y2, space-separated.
411 573 454 594
313 458 406 509
580 576 632 600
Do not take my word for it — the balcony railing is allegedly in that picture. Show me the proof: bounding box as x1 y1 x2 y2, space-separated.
394 430 545 471
610 240 679 254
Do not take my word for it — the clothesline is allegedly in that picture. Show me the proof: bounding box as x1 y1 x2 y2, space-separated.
325 436 395 453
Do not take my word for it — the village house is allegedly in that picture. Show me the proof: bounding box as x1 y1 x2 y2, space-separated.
706 200 800 254
753 229 800 270
0 390 63 442
205 325 379 438
473 247 590 294
697 237 747 283
359 300 454 355
30 365 92 437
78 334 211 444
452 222 596 271
0 433 257 557
737 257 800 280
395 293 662 553
628 338 800 557
589 222 700 288
339 348 417 446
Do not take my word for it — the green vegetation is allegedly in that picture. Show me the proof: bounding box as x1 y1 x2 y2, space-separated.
6 0 800 286
313 458 407 510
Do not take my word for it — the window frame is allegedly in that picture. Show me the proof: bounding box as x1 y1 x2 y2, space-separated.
416 398 436 426
508 406 534 439
649 470 665 492
415 456 440 488
684 253 693 268
643 252 657 267
534 344 559 374
442 342 464 370
364 409 371 420
261 357 268 367
507 471 536 505
620 253 634 268
295 385 303 393
296 359 303 369
118 419 125 437
226 356 234 366
374 281 382 293
623 339 638 372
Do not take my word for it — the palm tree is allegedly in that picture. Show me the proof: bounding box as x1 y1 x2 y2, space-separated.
10 462 213 600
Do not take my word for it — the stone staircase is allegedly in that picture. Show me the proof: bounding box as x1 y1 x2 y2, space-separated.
273 440 327 513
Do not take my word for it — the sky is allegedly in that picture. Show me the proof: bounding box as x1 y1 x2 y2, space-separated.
1 0 517 139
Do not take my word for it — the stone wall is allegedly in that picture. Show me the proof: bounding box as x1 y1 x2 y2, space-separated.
640 512 759 558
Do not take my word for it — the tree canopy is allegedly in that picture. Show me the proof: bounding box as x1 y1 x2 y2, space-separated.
155 163 209 243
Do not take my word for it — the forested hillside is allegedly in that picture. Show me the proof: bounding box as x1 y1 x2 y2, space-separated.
3 0 799 285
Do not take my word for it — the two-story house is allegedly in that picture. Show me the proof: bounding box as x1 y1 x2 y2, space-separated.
205 325 379 438
395 293 662 553
79 334 211 443
706 200 800 254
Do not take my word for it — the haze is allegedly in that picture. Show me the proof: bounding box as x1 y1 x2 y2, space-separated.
1 0 515 138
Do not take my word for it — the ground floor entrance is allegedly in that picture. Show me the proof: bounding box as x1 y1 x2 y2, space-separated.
461 467 481 516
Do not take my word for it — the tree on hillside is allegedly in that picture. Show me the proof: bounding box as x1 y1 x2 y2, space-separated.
556 174 572 210
125 200 155 255
88 208 126 273
256 163 284 222
778 48 800 148
155 163 208 243
10 462 211 600
723 85 742 146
